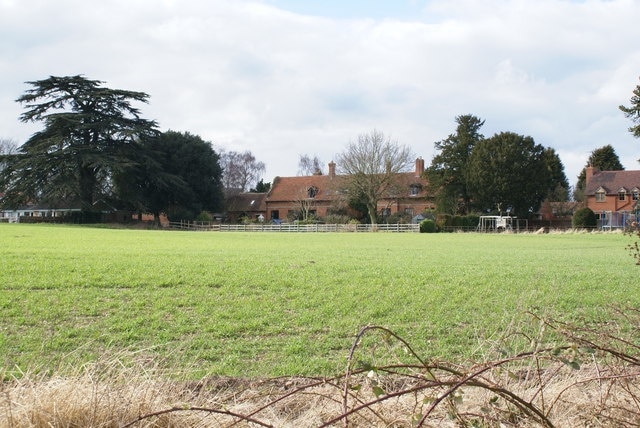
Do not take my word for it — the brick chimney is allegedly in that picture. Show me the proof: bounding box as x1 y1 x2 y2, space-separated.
328 161 336 178
415 157 425 177
585 165 596 186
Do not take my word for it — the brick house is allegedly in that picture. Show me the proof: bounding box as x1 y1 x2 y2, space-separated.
584 166 640 227
263 158 433 222
265 169 336 221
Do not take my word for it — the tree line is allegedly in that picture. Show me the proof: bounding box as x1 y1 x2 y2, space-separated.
426 75 640 219
1 74 639 223
0 75 266 222
424 114 569 218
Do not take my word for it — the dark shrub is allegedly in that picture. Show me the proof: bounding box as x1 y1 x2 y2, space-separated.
195 211 212 222
436 214 452 231
420 219 437 233
64 211 103 224
465 215 480 229
434 214 479 231
166 206 197 222
572 207 597 228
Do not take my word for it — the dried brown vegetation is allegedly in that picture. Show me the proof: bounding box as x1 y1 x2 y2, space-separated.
3 310 640 428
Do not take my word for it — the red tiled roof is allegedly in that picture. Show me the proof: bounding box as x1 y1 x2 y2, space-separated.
267 175 336 202
393 172 429 197
585 170 640 195
267 171 428 202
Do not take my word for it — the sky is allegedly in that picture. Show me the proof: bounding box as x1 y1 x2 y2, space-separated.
1 0 639 188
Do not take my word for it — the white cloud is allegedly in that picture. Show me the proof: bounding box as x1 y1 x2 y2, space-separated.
0 0 639 186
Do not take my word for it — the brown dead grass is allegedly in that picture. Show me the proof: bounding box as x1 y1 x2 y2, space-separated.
4 310 640 428
2 356 640 427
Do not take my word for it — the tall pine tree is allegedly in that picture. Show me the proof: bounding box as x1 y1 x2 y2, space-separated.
426 114 485 214
1 75 158 210
574 144 624 200
620 78 640 139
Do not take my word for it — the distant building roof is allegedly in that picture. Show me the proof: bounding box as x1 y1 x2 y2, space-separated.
585 169 640 194
267 175 335 203
267 158 428 203
225 192 267 212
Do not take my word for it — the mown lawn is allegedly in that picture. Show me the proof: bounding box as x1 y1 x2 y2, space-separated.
1 223 638 377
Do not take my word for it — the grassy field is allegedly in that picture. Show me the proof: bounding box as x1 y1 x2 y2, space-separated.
1 223 638 378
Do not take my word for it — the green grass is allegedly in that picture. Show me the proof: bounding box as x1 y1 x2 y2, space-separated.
1 223 638 377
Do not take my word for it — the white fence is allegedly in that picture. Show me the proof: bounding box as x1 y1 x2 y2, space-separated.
168 221 419 233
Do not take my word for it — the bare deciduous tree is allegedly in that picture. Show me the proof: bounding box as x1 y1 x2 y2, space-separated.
336 130 414 224
0 139 19 187
297 154 323 176
293 185 318 221
219 150 266 193
0 138 18 155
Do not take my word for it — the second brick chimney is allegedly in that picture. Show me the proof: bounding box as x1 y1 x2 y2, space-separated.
585 165 596 186
415 157 425 177
328 161 336 179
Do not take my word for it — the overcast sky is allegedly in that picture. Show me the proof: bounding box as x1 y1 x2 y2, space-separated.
1 0 639 187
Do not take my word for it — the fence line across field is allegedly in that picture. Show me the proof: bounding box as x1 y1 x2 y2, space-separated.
168 221 420 233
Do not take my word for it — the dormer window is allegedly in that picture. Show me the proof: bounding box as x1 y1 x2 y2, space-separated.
618 188 627 201
632 188 639 201
307 186 318 198
409 184 421 196
595 188 605 202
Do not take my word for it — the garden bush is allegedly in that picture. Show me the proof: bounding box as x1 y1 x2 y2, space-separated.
435 214 452 230
195 211 212 222
572 207 597 228
419 218 437 233
434 214 479 231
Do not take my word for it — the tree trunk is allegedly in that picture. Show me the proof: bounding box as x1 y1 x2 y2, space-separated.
368 204 377 225
78 164 97 210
